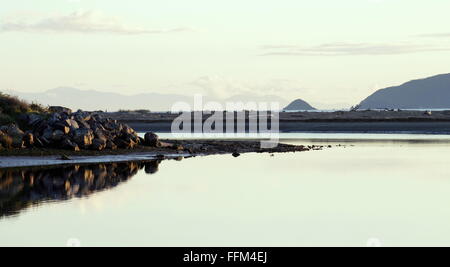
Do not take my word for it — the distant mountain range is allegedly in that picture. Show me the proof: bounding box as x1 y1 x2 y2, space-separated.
7 73 450 112
359 73 450 109
283 99 316 111
7 87 289 112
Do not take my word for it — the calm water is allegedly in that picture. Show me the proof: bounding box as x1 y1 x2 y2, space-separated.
2 133 450 247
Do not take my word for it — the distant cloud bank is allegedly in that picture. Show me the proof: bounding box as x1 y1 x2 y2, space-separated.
417 33 450 38
0 11 191 35
261 42 450 56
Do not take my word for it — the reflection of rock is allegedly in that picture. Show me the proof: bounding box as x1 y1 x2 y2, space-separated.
144 161 160 174
0 160 160 218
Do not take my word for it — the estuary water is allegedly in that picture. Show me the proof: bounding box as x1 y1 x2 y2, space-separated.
1 133 450 247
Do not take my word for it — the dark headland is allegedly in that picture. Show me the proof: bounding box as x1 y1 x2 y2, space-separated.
360 73 450 109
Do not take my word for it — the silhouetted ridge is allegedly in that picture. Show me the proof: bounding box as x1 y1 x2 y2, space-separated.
359 74 450 109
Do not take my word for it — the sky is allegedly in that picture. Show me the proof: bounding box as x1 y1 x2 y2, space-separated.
1 0 450 108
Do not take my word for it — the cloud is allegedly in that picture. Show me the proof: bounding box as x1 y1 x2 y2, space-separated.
261 42 450 56
0 11 191 35
417 33 450 38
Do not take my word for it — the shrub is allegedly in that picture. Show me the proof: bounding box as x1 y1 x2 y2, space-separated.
0 92 48 126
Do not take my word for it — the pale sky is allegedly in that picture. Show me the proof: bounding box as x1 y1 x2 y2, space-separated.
1 0 450 108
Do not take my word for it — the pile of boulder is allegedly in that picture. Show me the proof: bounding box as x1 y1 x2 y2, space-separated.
0 106 160 151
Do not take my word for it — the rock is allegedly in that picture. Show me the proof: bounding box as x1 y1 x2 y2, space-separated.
49 106 72 114
232 152 241 158
0 132 13 149
51 130 65 142
61 138 80 151
3 124 24 137
60 155 72 161
77 120 91 129
144 132 160 147
22 133 34 147
106 140 118 150
47 113 62 124
27 114 43 126
138 137 145 144
72 129 94 148
122 125 136 135
160 141 174 148
40 136 51 146
53 122 71 134
172 144 184 150
115 138 136 149
11 138 24 149
2 124 25 148
74 112 91 122
41 128 54 141
34 136 45 147
91 138 106 151
121 133 139 146
64 119 79 130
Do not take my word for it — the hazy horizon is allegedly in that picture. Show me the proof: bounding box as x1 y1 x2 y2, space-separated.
2 0 450 109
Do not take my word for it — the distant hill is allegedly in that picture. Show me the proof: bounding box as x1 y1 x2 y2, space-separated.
283 99 316 111
359 74 450 109
6 87 191 112
6 87 289 112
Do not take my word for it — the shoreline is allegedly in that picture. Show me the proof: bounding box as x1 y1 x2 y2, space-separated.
0 140 317 168
103 110 450 134
126 121 450 134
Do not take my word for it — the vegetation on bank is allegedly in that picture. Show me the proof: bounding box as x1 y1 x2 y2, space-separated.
0 92 47 127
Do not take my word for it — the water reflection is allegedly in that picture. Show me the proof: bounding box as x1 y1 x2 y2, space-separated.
0 160 161 218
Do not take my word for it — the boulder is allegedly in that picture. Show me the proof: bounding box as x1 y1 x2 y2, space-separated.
2 124 24 137
33 136 45 147
2 124 25 148
47 113 62 124
106 140 118 150
12 138 24 149
91 138 106 151
22 133 34 147
53 122 71 134
51 130 65 142
49 106 72 114
94 129 108 142
122 125 136 135
0 132 13 149
72 129 94 148
41 128 54 141
115 138 136 149
77 120 91 129
144 132 160 147
63 119 79 130
61 138 80 152
27 114 43 126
